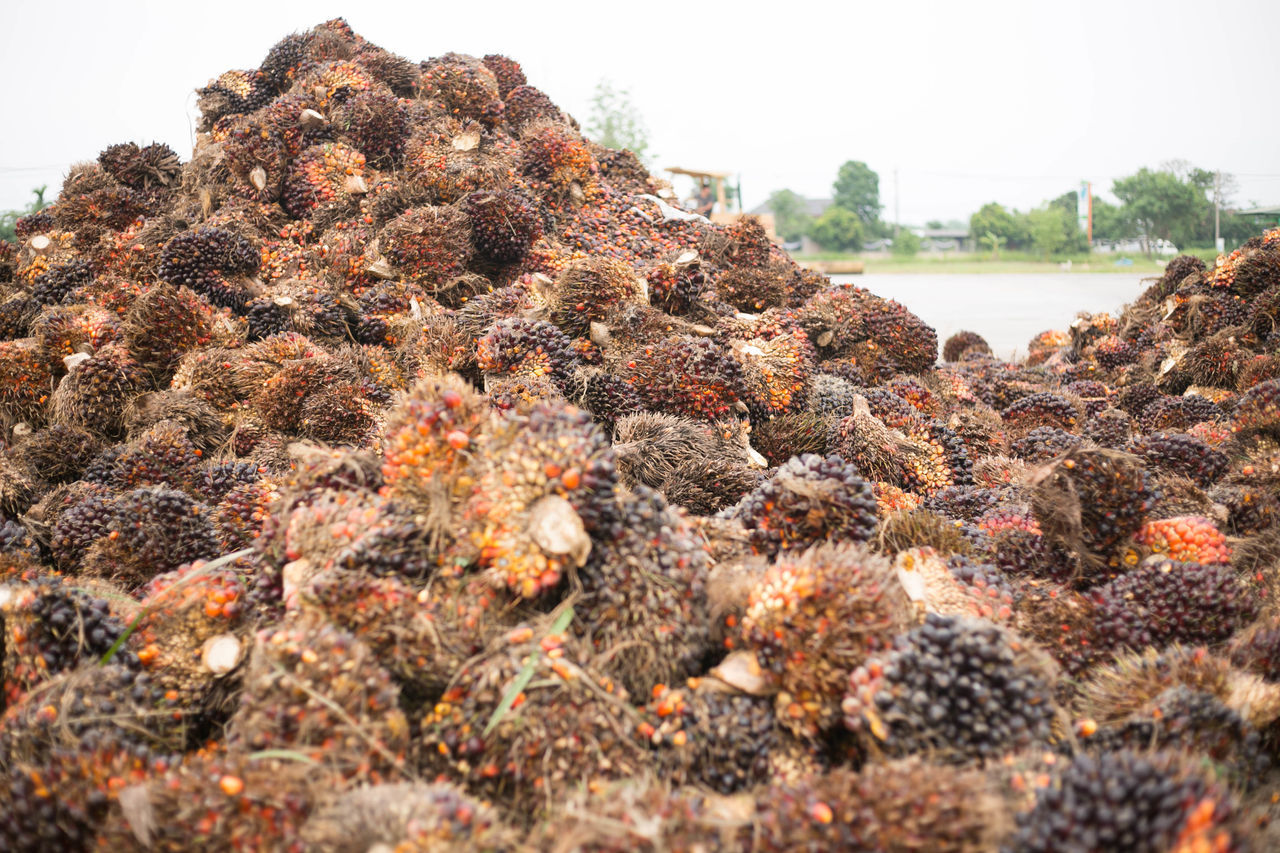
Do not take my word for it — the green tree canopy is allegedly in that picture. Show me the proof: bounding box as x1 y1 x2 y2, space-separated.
1028 206 1070 258
767 189 812 242
1090 197 1133 242
1111 168 1203 254
832 161 882 228
0 186 49 243
890 229 921 257
584 79 651 162
969 202 1029 250
809 206 865 252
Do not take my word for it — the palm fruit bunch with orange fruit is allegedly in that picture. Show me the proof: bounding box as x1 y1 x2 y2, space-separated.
458 402 616 599
731 454 878 557
376 205 473 289
643 679 778 794
299 780 518 852
1006 749 1246 853
572 485 711 698
48 343 151 438
842 614 1056 761
0 576 132 706
625 335 747 421
419 617 645 822
754 759 1002 853
157 226 260 311
1090 557 1255 653
475 317 578 390
1130 515 1232 565
125 559 248 711
226 616 409 782
281 141 368 219
739 543 913 739
1029 447 1155 580
78 486 222 590
461 187 545 265
0 733 173 853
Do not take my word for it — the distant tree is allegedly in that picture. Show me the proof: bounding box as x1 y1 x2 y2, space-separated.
1048 190 1088 253
809 206 865 252
969 202 1029 250
925 219 944 230
1112 168 1203 255
832 161 883 229
1090 197 1133 243
0 185 49 243
1028 206 1070 258
981 231 1006 258
767 189 812 242
585 79 651 162
891 229 921 257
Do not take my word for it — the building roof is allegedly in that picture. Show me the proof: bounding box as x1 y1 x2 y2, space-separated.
1237 204 1280 216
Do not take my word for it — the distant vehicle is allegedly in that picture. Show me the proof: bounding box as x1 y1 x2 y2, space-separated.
665 167 777 240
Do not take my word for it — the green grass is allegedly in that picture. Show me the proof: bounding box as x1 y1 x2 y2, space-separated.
794 250 1180 275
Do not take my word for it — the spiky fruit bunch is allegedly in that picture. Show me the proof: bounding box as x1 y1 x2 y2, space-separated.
481 53 525 97
12 424 102 484
755 759 1000 853
281 142 368 219
574 486 710 697
1030 448 1154 576
157 227 259 310
380 375 490 516
922 485 1006 522
0 339 56 422
548 255 644 337
1231 377 1280 441
842 614 1055 761
49 343 150 437
0 579 130 703
122 283 215 375
79 486 220 589
1132 516 1232 565
462 188 543 264
972 505 1049 576
476 317 577 388
519 120 597 193
94 419 203 492
860 296 938 375
644 682 777 793
300 781 516 852
1001 391 1080 435
1010 426 1083 462
421 625 645 821
1092 333 1136 368
611 412 761 514
645 255 707 316
1084 686 1268 784
1126 431 1227 488
1083 407 1133 448
806 372 857 417
626 335 746 421
228 617 408 780
734 454 878 556
30 304 121 365
0 663 185 764
379 204 473 287
1007 750 1243 853
1230 613 1280 682
1091 558 1255 654
419 53 502 123
740 543 912 738
1139 394 1224 432
97 141 182 190
461 403 617 598
728 332 814 418
942 330 991 362
1211 483 1279 536
331 88 410 169
505 86 567 136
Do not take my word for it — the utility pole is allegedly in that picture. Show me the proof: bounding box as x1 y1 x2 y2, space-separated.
1214 171 1223 253
894 167 900 236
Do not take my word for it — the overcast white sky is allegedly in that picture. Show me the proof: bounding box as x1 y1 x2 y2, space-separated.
3 0 1278 228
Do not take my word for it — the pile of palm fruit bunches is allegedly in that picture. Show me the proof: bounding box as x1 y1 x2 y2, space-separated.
2 17 1280 851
